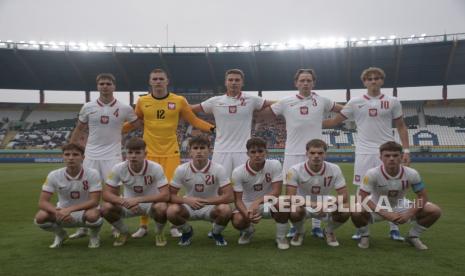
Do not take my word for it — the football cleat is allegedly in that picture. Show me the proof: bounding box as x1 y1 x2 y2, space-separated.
170 227 183 238
49 232 68 249
406 236 428 250
389 229 405 241
238 227 255 245
276 237 290 250
290 233 304 246
324 229 339 247
88 236 100 249
351 229 361 240
178 228 193 246
113 233 129 247
358 236 370 249
131 227 148 239
212 233 228 246
311 227 324 239
155 233 167 247
69 227 88 239
286 226 297 238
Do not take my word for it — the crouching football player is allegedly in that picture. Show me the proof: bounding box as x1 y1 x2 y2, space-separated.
351 141 441 250
231 137 289 248
167 135 234 246
34 143 103 248
286 139 350 248
102 137 170 247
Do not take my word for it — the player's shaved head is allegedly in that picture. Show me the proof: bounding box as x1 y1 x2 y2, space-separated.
125 137 146 150
62 143 84 155
188 135 210 148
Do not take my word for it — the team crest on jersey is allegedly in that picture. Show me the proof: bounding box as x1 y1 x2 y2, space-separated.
133 186 143 193
388 190 399 197
300 106 308 115
195 184 204 192
369 108 378 117
168 102 176 110
229 106 237 113
311 186 321 194
100 115 109 124
355 175 361 182
253 184 263 191
70 191 80 199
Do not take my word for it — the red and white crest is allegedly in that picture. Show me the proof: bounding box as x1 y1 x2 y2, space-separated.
229 106 237 113
253 184 263 191
300 106 308 115
70 191 80 199
388 190 399 197
195 184 204 192
100 116 109 124
355 175 361 182
311 186 321 194
133 186 143 193
168 102 176 110
369 108 378 117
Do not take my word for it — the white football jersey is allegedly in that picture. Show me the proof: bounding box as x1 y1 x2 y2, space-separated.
340 94 403 154
42 167 101 208
171 160 230 198
200 93 265 153
286 161 346 200
78 98 138 160
360 165 422 207
271 93 335 155
232 159 282 204
106 160 168 198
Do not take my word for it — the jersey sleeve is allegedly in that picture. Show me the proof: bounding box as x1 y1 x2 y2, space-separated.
153 164 169 188
271 160 283 182
323 96 336 113
408 168 425 193
340 99 355 120
360 170 375 194
180 97 214 131
270 100 284 116
106 165 122 187
41 171 56 194
285 167 299 187
170 165 185 189
78 104 89 123
88 170 102 192
391 98 403 119
253 95 266 111
124 104 138 123
231 168 243 192
332 165 346 190
134 98 144 119
200 97 215 114
217 165 231 187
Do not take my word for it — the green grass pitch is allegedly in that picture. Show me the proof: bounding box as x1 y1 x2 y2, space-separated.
0 163 464 276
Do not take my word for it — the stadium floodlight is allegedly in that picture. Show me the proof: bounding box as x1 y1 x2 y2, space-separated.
389 35 396 39
241 41 250 48
419 33 426 41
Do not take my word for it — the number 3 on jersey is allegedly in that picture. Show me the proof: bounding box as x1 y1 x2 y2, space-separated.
156 109 165 119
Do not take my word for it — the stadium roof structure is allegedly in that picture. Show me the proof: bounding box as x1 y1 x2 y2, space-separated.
0 34 464 93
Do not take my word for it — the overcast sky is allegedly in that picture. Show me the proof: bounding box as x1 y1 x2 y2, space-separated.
0 0 464 103
1 0 464 46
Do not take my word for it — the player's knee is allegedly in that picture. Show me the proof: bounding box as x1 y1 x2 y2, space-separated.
289 207 305 222
231 213 246 228
215 204 232 218
425 203 442 219
101 202 116 216
334 211 350 223
84 209 101 223
34 210 51 224
167 204 182 219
